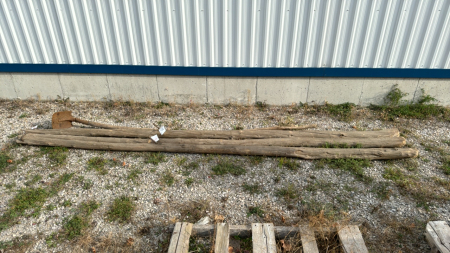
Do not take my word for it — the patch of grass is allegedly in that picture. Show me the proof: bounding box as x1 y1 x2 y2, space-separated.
242 183 261 194
46 204 56 211
19 113 28 118
370 85 449 120
255 101 267 111
0 152 13 173
127 169 143 182
189 237 209 252
87 157 108 175
49 173 73 195
232 123 244 130
80 200 101 216
441 156 450 175
81 178 94 190
179 200 211 223
4 182 16 190
25 174 42 186
144 152 166 165
371 182 392 200
175 156 187 166
305 180 334 193
400 159 419 171
39 147 68 166
316 158 372 182
232 236 252 251
185 177 194 186
161 170 175 186
64 215 87 240
45 232 59 248
276 183 298 201
107 196 135 223
278 157 299 170
248 156 264 165
8 187 48 217
212 160 246 176
182 161 200 176
7 133 19 138
62 200 72 207
247 206 264 217
155 101 170 109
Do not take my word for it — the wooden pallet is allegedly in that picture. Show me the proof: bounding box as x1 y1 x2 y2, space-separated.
168 222 368 253
425 221 450 253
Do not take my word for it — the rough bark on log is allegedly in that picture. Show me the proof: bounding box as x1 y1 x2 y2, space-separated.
252 125 317 130
26 128 400 139
17 135 418 160
22 134 406 148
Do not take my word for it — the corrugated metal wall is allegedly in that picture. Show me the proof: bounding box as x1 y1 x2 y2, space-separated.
0 0 449 69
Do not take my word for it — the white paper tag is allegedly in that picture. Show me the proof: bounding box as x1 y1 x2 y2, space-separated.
150 135 159 143
30 125 38 129
159 126 166 135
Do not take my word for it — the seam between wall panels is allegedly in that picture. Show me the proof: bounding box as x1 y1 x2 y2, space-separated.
412 78 421 102
255 77 258 103
205 76 208 103
9 72 18 98
156 75 161 102
358 78 365 106
305 77 311 103
57 74 65 98
105 74 112 101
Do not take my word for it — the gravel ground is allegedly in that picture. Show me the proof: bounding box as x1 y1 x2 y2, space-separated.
0 100 449 252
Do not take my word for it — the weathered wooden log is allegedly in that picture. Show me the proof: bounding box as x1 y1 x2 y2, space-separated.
26 128 400 139
252 125 317 130
17 135 418 160
168 224 352 239
22 134 406 148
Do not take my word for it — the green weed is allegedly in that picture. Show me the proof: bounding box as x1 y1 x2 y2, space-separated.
64 215 87 240
0 152 13 173
7 133 18 138
212 160 246 176
127 169 143 182
87 157 108 175
242 183 261 194
276 183 298 201
316 159 372 182
25 174 42 186
107 196 135 223
19 113 28 118
161 170 175 186
247 206 264 217
39 147 68 166
248 156 264 165
144 152 166 165
278 157 299 171
185 177 194 186
370 85 449 120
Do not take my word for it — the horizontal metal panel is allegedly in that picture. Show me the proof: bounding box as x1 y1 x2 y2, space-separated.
0 0 449 69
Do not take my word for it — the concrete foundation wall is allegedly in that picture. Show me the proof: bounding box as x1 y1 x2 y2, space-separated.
1 73 449 106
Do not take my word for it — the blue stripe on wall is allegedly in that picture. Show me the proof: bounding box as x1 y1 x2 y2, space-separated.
0 64 449 78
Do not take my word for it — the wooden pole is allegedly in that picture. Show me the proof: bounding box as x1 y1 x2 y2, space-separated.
21 134 406 148
26 128 400 140
17 135 418 160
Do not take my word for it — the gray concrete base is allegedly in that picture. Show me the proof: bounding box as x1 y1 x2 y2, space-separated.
1 72 449 106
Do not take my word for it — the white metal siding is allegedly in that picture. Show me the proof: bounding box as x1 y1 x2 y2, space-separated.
0 0 449 68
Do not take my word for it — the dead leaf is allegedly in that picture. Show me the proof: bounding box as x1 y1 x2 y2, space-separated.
126 237 134 246
91 247 96 253
215 214 224 223
281 216 286 223
7 159 12 163
122 161 126 166
113 158 116 161
279 239 291 252
228 246 233 253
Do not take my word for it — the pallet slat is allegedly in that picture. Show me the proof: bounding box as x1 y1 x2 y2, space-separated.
299 225 319 253
338 225 368 253
215 223 230 253
168 222 193 253
425 221 450 253
252 223 277 253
